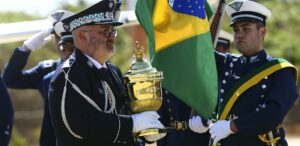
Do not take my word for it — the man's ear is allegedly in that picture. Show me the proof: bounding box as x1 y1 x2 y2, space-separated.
78 30 88 43
78 31 84 40
260 27 266 37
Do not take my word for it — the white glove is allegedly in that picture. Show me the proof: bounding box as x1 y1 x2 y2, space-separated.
132 111 163 133
189 116 209 133
209 120 234 144
23 25 53 51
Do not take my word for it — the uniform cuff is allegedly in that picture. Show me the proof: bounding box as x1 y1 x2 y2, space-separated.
18 45 31 52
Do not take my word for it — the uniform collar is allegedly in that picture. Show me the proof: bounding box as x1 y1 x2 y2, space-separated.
242 50 267 64
84 54 107 69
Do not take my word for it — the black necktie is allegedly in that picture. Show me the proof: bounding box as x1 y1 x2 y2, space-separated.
98 68 110 81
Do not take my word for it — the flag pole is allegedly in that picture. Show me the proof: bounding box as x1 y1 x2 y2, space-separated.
210 0 227 48
209 1 227 145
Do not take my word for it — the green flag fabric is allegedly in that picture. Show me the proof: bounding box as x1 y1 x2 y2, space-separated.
135 0 218 119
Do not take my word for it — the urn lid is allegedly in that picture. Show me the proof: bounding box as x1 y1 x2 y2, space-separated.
126 42 157 75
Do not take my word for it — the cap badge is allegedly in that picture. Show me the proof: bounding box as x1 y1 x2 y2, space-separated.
63 24 70 31
229 1 243 12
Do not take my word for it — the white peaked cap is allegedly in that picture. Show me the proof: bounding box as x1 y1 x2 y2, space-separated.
226 0 271 26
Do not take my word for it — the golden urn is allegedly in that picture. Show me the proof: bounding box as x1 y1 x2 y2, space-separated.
124 42 163 113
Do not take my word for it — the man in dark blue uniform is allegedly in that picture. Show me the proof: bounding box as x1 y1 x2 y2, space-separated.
2 10 74 146
48 1 165 146
0 74 14 146
189 0 298 146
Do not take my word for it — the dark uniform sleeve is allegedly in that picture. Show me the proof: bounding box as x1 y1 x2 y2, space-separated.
157 89 170 127
0 76 14 146
234 68 297 135
3 48 54 91
214 51 228 79
40 72 56 146
49 70 133 144
156 89 170 146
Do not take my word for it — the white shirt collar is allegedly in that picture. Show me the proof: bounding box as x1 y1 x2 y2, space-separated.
84 54 107 69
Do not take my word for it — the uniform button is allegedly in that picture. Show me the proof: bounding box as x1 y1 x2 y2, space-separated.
264 76 268 79
260 95 265 98
167 99 170 103
220 98 223 103
123 142 127 144
168 108 172 112
117 141 121 143
225 72 229 76
262 84 267 89
230 63 234 68
222 80 226 84
165 90 168 94
170 117 174 120
256 108 259 112
220 89 224 93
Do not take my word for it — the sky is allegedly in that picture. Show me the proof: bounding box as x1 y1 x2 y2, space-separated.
0 0 99 16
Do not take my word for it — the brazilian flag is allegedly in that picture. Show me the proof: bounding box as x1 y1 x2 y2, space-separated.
135 0 217 119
